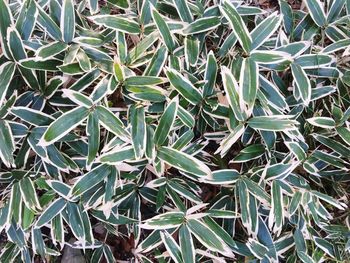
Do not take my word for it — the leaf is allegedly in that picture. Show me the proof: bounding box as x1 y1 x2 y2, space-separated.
19 177 41 212
71 164 111 196
247 115 298 131
160 232 183 263
95 105 129 139
250 12 281 50
221 66 246 121
130 105 146 159
336 126 350 146
40 106 90 146
0 0 13 58
154 97 178 146
221 0 252 53
179 224 195 263
61 0 75 43
187 219 234 257
239 58 258 114
182 16 221 35
0 62 16 106
91 15 141 34
173 0 193 22
142 212 185 229
99 146 135 164
87 111 100 166
304 0 327 27
157 146 211 177
36 198 66 228
166 68 202 105
205 169 240 185
151 7 176 52
307 117 335 129
0 120 15 168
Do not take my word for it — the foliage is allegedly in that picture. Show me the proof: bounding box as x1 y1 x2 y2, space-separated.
0 0 350 262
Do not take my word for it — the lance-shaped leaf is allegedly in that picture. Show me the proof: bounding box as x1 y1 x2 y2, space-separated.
0 62 15 106
179 224 195 263
36 2 62 41
95 105 129 139
205 169 241 185
240 58 258 114
294 54 334 69
268 180 283 232
250 12 281 50
203 51 218 97
151 6 176 52
66 203 85 241
221 0 252 53
157 146 211 177
35 198 66 228
291 63 311 105
0 120 15 168
130 105 146 159
15 0 37 41
187 219 234 257
166 68 202 105
0 0 13 59
182 16 221 35
87 111 100 166
305 0 326 27
11 107 54 126
221 66 246 121
154 97 178 146
19 177 41 212
307 117 335 129
99 146 135 164
336 126 350 146
61 0 75 43
40 106 90 146
248 115 298 131
141 211 185 230
90 15 141 35
160 232 183 263
173 0 193 22
62 89 93 108
71 164 111 196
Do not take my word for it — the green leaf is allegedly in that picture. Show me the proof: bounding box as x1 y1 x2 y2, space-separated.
307 117 335 129
248 115 298 131
233 144 265 163
0 62 16 106
206 169 240 185
151 6 177 52
173 0 193 22
336 126 350 146
61 0 75 43
87 111 100 166
36 2 62 41
95 105 129 139
166 68 202 105
305 0 327 27
182 16 221 35
19 177 41 212
130 105 146 159
221 0 252 53
154 97 178 146
251 12 281 50
291 63 311 105
0 120 15 168
71 164 111 196
157 146 211 177
91 15 141 35
187 219 234 257
0 0 13 59
142 211 185 229
179 224 195 263
40 106 90 146
160 231 183 263
221 66 246 121
240 57 258 114
36 198 66 228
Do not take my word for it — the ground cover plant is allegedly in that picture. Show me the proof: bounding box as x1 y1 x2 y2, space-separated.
0 0 350 262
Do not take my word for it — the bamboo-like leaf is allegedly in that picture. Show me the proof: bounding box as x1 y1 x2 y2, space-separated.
61 0 75 43
221 0 252 53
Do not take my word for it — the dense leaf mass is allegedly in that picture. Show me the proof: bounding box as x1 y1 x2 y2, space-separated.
0 0 350 262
